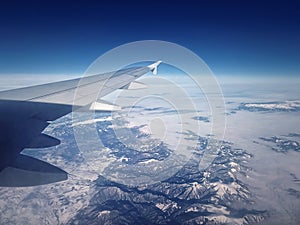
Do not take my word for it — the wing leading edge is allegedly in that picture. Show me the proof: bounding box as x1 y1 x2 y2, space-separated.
0 61 162 186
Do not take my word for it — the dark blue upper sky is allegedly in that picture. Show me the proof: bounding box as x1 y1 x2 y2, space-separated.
0 0 299 76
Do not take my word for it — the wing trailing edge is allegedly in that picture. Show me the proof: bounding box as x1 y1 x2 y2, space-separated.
121 81 147 90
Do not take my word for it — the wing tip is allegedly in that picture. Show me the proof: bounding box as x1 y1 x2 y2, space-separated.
147 60 162 75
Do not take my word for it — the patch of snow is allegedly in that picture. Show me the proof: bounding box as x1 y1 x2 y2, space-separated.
72 117 112 126
185 206 199 213
155 202 178 212
97 210 111 218
243 101 300 110
138 159 159 165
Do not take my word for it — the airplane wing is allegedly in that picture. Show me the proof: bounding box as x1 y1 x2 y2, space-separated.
0 61 162 187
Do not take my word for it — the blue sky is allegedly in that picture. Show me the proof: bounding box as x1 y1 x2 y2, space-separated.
0 0 299 77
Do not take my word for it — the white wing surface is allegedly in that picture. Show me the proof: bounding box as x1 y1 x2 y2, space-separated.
0 61 161 186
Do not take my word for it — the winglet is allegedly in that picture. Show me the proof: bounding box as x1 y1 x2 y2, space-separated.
147 60 162 75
